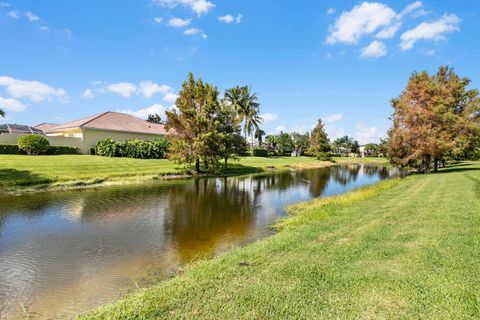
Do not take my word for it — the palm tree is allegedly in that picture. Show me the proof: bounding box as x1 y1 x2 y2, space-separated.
0 108 5 118
224 86 263 148
254 129 266 147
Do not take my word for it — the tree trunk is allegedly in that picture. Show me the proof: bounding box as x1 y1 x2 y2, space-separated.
224 158 228 170
422 155 431 174
195 158 200 173
434 158 438 172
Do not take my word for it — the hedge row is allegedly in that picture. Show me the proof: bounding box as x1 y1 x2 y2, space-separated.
95 138 170 159
250 148 269 157
0 144 80 155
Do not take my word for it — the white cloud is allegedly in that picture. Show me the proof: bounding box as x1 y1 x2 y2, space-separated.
323 113 343 124
354 124 384 144
400 14 460 50
153 17 163 24
360 40 387 58
398 1 423 19
327 8 336 15
25 11 39 22
184 28 207 39
0 76 67 102
153 0 215 16
82 89 94 98
0 2 10 8
0 96 26 112
107 82 137 97
327 2 396 44
138 81 172 98
325 124 346 140
85 81 173 99
7 10 17 18
118 103 168 120
168 17 191 28
376 23 401 39
163 92 178 103
219 13 242 24
39 25 49 31
260 113 279 123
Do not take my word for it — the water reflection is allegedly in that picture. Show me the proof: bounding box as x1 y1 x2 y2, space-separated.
0 164 401 319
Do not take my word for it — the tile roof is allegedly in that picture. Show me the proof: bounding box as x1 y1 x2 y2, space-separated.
34 123 60 131
44 111 167 135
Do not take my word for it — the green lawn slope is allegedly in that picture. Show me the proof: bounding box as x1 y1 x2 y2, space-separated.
81 161 480 319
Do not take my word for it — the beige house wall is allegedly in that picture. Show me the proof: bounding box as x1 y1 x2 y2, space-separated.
0 133 82 149
81 128 165 154
1 129 165 154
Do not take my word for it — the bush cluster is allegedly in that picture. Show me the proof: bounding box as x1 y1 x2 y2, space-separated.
250 148 269 157
46 146 81 155
95 138 170 159
0 142 80 155
0 144 22 154
17 134 50 155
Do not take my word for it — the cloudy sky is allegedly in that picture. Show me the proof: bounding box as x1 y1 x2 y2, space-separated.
0 1 478 144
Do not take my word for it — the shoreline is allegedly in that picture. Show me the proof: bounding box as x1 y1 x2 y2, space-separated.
80 161 479 319
0 157 387 195
80 176 402 319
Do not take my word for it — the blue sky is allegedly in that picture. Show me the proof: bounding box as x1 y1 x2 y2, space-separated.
0 0 478 144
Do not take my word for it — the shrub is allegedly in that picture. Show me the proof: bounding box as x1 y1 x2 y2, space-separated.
0 143 80 155
0 144 21 154
17 134 50 155
251 148 269 157
47 146 80 155
95 138 170 159
95 139 123 157
316 151 333 161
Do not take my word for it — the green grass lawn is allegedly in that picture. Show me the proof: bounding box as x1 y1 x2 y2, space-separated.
0 155 386 193
81 161 480 319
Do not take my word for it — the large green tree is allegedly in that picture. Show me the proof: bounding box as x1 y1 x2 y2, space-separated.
166 73 247 173
276 132 294 155
332 136 358 153
216 102 246 168
165 73 221 173
388 66 480 173
291 132 310 156
308 119 330 158
147 113 163 124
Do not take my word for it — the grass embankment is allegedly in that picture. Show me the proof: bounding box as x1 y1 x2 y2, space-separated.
0 155 386 193
82 162 480 319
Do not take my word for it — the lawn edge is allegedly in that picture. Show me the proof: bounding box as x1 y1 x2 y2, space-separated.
0 158 386 195
79 175 401 319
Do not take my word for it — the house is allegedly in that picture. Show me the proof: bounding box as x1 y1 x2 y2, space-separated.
35 111 167 154
0 124 45 145
0 124 44 135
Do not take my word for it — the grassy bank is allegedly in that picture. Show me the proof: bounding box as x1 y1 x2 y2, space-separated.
82 161 480 319
0 155 386 193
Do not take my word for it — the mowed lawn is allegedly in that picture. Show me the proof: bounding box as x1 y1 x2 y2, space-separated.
82 162 480 319
0 154 383 192
0 155 182 190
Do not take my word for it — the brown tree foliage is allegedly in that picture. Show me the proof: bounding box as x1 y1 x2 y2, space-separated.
388 66 480 172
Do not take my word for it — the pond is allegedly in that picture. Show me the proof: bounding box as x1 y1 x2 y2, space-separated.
0 164 402 319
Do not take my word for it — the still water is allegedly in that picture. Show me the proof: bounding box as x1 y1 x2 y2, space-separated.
0 164 401 319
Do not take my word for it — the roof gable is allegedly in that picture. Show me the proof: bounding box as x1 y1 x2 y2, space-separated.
44 111 167 135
